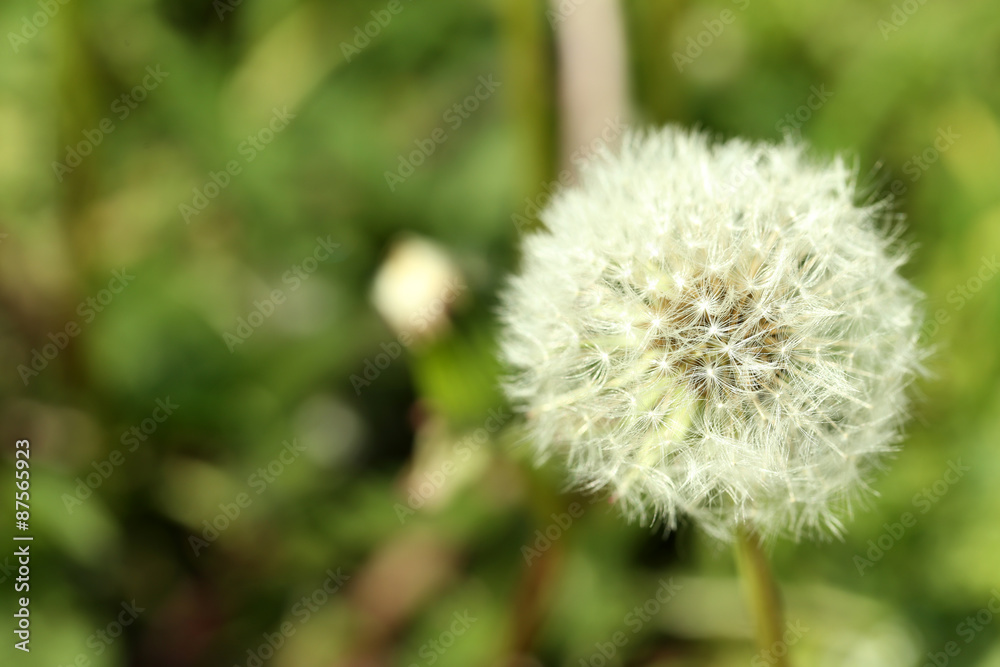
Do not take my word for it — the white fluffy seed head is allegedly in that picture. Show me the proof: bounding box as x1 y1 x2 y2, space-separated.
499 127 925 541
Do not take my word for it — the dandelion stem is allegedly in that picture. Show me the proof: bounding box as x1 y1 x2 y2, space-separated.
735 524 790 667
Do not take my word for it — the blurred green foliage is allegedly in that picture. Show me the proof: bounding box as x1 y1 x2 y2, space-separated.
1 0 999 665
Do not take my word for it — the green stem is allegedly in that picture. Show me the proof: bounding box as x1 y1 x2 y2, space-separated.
734 524 790 667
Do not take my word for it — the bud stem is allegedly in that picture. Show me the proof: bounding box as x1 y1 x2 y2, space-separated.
734 524 790 666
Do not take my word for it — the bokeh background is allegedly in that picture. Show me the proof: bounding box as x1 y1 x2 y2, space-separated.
2 0 1000 665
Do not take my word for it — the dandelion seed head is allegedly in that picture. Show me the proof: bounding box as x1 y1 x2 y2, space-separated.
498 127 925 540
